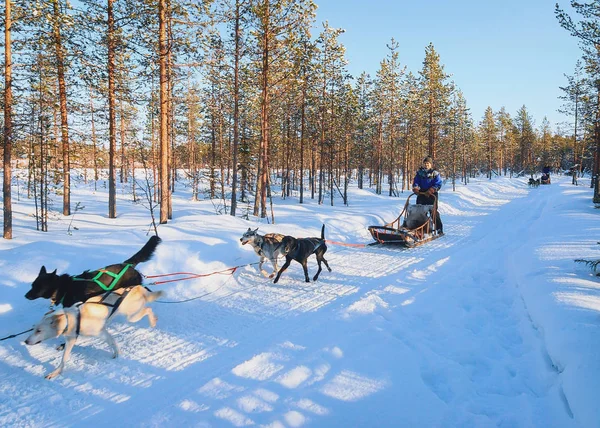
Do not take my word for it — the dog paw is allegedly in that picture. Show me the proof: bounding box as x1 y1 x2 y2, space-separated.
269 273 275 278
56 343 65 351
45 370 61 380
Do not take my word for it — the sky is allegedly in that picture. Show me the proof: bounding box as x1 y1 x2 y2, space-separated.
0 169 599 426
314 0 582 130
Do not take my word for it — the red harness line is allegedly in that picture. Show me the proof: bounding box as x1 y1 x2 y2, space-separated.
144 267 238 285
325 239 367 248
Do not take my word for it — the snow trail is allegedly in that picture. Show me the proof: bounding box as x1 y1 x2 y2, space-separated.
0 175 595 426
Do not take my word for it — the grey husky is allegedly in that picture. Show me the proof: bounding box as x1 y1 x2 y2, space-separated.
240 228 286 278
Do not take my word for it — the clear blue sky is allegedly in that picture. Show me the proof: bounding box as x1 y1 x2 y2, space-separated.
314 0 582 131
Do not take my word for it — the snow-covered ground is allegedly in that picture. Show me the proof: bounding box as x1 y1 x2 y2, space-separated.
0 173 599 427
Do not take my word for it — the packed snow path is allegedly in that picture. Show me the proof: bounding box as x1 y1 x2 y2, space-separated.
0 175 597 427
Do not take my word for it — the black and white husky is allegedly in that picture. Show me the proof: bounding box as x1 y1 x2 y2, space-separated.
25 236 161 308
273 225 332 284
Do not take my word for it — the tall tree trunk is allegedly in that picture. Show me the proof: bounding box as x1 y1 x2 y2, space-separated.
167 2 173 219
299 76 306 204
119 99 127 183
594 87 600 196
258 0 270 218
230 0 241 216
159 0 169 223
3 0 12 239
241 120 248 203
89 87 99 191
107 0 117 218
428 105 435 158
53 0 70 216
210 112 216 199
344 130 349 204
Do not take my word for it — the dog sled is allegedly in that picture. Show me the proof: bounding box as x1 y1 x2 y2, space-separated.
368 193 444 248
541 173 551 185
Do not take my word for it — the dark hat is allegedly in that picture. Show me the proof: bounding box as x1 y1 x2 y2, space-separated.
423 156 433 163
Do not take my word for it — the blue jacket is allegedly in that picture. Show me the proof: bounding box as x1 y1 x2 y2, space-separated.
413 167 442 192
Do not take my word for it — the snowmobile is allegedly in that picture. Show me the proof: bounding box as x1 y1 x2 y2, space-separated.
368 192 444 247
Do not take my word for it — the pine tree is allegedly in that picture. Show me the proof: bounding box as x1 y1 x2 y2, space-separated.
514 105 536 175
556 2 600 197
480 107 497 179
158 0 169 224
3 0 12 239
559 60 585 169
495 107 513 176
419 42 452 161
51 0 71 216
250 0 316 217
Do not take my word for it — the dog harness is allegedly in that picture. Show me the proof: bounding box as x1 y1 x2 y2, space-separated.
65 288 134 338
72 263 133 292
102 287 133 318
56 305 82 337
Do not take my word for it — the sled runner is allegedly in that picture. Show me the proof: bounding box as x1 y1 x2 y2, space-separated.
368 193 444 248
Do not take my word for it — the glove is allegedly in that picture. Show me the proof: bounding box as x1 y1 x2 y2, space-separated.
427 187 436 196
412 186 420 194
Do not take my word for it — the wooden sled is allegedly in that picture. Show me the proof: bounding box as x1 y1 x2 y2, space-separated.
368 193 444 248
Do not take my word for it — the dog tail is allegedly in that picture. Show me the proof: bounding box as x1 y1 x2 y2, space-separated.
145 289 164 303
125 235 162 266
321 224 325 240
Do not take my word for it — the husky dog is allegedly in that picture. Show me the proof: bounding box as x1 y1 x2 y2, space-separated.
240 228 286 278
25 236 161 307
25 286 163 379
273 225 332 284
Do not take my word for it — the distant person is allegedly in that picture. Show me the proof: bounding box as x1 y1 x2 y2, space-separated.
542 165 551 184
570 165 578 186
411 155 443 233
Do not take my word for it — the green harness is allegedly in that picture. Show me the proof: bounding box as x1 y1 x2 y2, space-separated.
72 263 133 292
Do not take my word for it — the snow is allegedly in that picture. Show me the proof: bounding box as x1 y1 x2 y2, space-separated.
1 172 599 427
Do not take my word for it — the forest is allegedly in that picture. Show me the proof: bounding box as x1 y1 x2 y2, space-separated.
0 0 598 238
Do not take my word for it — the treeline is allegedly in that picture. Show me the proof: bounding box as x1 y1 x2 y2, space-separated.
556 1 600 203
0 0 592 237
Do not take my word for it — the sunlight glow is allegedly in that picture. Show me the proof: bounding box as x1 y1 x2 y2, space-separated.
324 347 343 358
253 388 279 403
178 399 209 413
320 370 386 402
214 407 255 427
284 410 307 427
408 257 450 280
198 378 245 399
554 292 600 312
232 352 286 381
276 366 312 389
294 398 329 415
343 294 389 318
237 395 273 413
